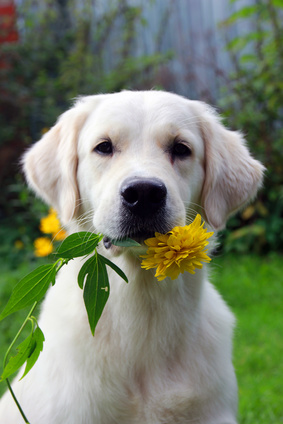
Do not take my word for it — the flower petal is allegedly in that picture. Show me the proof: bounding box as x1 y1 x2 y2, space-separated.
140 214 214 281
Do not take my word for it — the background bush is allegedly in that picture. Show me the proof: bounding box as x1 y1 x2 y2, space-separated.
217 0 283 253
0 0 282 256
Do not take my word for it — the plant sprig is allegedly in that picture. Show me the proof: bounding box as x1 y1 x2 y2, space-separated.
0 231 133 423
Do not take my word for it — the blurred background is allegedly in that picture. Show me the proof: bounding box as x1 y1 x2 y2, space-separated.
1 0 283 257
0 0 282 422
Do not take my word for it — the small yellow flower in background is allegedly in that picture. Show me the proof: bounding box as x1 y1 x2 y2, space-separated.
39 208 67 241
41 127 50 135
53 229 68 241
34 237 53 257
39 208 61 235
34 208 66 257
14 240 24 250
140 214 214 281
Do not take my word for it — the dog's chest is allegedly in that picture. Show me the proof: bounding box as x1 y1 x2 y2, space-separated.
87 366 202 424
82 335 205 424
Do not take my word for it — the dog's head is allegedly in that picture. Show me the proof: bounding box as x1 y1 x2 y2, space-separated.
23 91 264 245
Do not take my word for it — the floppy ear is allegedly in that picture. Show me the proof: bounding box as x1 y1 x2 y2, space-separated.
23 98 95 224
197 104 265 230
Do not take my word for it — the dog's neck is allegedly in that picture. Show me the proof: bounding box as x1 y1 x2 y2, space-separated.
104 251 205 344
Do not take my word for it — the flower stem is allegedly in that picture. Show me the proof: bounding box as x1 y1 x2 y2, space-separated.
5 378 30 423
3 301 38 424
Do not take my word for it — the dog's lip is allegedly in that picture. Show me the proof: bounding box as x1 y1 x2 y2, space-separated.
103 236 113 249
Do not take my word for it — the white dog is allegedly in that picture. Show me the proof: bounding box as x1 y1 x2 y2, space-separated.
0 91 264 423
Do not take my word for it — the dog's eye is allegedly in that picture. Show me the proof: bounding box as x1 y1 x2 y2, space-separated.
171 141 192 159
94 140 113 155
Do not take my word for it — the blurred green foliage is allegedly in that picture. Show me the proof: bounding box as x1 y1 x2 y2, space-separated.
0 0 170 261
218 0 283 253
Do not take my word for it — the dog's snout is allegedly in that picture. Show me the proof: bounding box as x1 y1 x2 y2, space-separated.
121 177 167 218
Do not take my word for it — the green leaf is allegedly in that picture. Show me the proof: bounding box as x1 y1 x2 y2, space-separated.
226 5 258 23
20 326 45 379
111 238 141 247
1 320 45 382
77 255 95 289
78 253 128 333
98 254 128 283
55 232 102 259
226 36 248 52
1 330 34 381
273 0 283 8
0 264 57 321
79 254 110 335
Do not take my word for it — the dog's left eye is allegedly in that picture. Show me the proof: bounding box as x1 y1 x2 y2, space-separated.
94 140 113 155
171 141 192 158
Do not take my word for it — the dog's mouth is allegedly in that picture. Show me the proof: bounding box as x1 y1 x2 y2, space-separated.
103 237 113 250
103 207 174 250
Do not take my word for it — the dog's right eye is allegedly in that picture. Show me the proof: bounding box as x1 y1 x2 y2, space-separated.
94 140 113 155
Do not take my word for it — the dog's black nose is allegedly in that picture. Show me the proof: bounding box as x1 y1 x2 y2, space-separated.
120 177 167 218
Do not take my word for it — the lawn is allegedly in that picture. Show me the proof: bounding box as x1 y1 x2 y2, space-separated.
0 253 282 423
211 253 283 424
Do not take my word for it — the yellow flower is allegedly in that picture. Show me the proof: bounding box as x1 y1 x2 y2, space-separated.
52 228 67 241
140 214 214 281
14 240 24 250
39 209 61 235
34 237 53 257
39 208 66 241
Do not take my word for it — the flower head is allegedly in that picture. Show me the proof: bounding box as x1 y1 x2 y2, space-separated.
39 208 67 241
34 237 53 257
14 240 24 250
40 208 61 235
140 214 214 281
53 228 68 241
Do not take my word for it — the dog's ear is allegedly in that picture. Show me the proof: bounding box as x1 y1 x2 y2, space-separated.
23 97 99 224
197 104 265 230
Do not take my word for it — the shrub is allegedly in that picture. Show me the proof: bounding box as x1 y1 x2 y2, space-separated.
218 0 283 252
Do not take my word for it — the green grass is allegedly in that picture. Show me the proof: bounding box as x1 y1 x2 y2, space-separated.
211 253 283 424
0 254 282 423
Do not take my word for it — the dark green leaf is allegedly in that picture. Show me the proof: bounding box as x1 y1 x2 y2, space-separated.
82 254 110 335
1 330 33 381
77 255 96 289
111 238 141 247
0 264 56 321
20 326 45 379
55 232 102 259
98 254 128 283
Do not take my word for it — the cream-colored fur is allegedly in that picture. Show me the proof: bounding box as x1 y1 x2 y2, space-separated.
0 91 264 423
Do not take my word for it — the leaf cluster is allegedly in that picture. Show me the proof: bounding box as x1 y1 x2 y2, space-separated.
0 232 129 389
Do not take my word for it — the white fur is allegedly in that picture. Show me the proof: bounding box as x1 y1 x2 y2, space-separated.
0 91 264 423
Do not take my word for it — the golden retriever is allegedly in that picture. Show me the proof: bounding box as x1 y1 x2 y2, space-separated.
0 91 264 423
